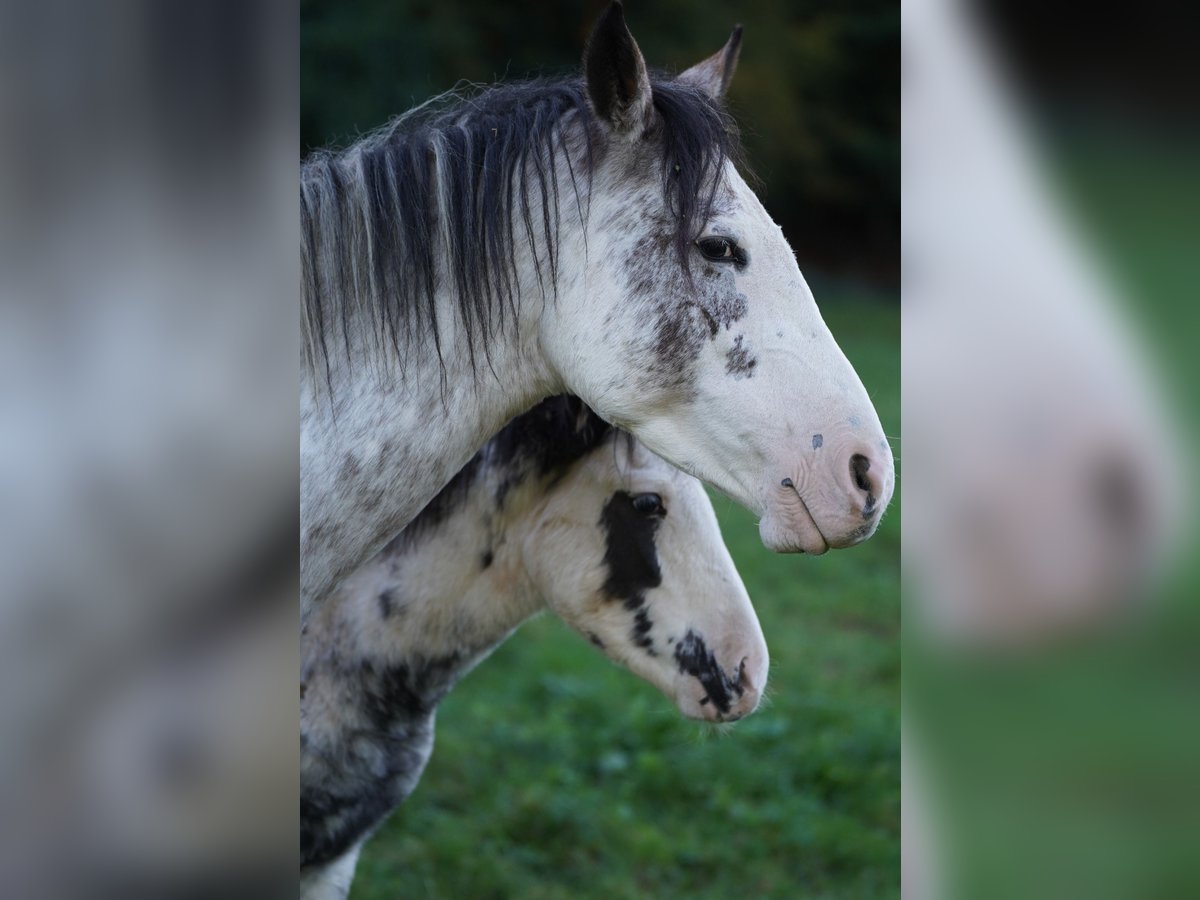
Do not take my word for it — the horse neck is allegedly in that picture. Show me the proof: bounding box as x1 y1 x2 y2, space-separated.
309 461 551 704
300 264 564 614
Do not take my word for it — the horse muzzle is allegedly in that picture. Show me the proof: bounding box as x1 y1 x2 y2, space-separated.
759 436 894 553
673 638 768 724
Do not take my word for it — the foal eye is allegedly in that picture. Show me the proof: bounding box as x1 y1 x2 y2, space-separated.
695 236 745 265
631 493 665 516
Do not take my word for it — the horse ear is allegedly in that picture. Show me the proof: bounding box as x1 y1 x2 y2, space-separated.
584 1 653 134
677 26 743 99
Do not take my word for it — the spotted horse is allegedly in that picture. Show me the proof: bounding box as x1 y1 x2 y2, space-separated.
300 397 769 899
300 2 895 627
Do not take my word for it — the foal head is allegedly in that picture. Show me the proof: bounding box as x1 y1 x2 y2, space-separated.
538 3 895 555
523 432 768 723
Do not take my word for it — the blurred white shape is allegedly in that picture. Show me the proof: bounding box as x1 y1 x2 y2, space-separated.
902 728 944 900
903 1 1193 897
0 2 298 891
902 0 1186 646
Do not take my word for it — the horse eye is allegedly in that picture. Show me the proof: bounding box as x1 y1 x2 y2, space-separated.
631 493 665 516
695 236 745 265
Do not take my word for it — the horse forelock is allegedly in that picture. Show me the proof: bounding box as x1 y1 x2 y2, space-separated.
300 76 743 392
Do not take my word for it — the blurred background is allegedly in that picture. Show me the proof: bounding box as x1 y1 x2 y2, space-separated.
302 1 900 897
903 1 1199 898
301 0 900 288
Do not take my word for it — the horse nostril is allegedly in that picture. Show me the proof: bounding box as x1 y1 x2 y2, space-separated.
849 453 879 517
849 453 871 492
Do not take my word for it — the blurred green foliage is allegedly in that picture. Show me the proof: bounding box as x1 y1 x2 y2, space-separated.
301 0 898 285
351 284 900 898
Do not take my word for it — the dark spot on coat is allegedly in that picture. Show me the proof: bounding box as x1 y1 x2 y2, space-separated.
481 550 494 569
385 397 612 553
302 659 444 868
599 491 663 600
725 334 757 378
624 226 746 398
588 632 605 649
650 301 706 393
600 491 666 657
673 629 744 715
378 590 396 619
337 454 362 484
812 433 824 450
632 607 655 653
710 292 749 332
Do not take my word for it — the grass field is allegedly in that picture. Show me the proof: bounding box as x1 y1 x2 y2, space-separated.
353 283 900 899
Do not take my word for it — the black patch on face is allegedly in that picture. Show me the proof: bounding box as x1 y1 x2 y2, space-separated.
600 491 663 599
622 210 749 398
711 291 749 333
673 629 744 715
481 550 494 570
600 490 664 657
725 334 757 378
632 607 656 654
650 297 707 394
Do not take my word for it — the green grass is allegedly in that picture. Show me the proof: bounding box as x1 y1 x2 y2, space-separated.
354 284 900 899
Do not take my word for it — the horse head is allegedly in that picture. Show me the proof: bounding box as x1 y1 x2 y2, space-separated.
523 430 768 723
540 3 895 556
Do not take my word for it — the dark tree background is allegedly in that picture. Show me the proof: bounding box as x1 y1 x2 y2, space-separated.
301 0 898 287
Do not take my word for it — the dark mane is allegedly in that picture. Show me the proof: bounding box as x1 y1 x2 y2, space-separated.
300 76 741 386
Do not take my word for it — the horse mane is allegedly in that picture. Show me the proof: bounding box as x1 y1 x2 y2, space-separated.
300 75 742 387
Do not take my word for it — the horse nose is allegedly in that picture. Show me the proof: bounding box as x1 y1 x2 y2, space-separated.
701 655 765 724
847 449 887 521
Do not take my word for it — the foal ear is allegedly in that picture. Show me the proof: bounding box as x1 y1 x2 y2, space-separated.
677 25 743 100
584 1 653 135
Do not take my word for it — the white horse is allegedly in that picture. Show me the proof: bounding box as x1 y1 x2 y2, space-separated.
300 2 894 621
300 397 768 899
